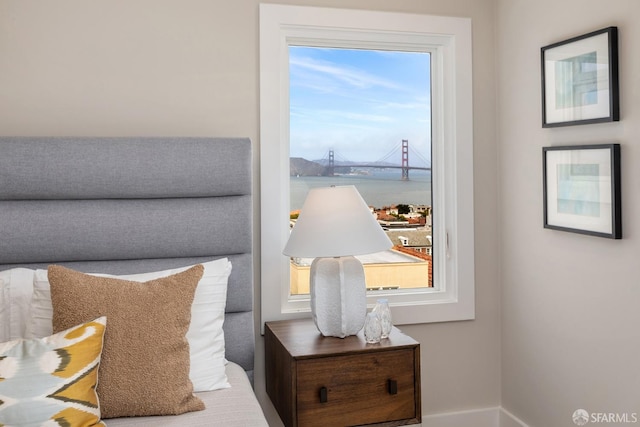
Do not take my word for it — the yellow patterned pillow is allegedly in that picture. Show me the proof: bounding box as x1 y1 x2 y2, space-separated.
0 317 106 427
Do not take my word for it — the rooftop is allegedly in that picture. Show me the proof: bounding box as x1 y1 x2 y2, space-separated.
290 248 425 267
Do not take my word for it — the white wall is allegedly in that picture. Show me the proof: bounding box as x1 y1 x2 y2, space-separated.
4 1 636 425
0 0 500 423
497 1 640 426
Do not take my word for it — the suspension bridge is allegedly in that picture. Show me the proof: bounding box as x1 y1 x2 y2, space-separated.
322 139 430 180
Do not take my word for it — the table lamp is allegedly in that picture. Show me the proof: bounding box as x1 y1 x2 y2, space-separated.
283 185 392 338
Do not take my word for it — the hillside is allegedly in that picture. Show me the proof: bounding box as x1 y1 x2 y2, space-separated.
290 157 326 176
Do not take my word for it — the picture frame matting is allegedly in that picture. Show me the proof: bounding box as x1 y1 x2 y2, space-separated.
543 144 621 239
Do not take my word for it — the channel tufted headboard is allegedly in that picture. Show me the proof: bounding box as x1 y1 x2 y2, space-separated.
0 137 255 377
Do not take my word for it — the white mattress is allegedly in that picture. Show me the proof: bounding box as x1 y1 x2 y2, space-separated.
104 362 268 427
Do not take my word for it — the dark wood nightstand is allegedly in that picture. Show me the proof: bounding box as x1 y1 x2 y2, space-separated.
265 318 421 427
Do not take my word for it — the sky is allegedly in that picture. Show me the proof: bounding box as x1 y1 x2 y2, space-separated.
289 46 431 166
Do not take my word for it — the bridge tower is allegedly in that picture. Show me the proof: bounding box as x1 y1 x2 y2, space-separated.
327 149 335 176
401 139 409 180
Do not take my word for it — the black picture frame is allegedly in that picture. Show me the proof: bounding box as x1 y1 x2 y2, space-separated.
543 144 621 239
541 27 619 127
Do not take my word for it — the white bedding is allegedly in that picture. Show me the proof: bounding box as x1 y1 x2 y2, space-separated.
105 362 268 427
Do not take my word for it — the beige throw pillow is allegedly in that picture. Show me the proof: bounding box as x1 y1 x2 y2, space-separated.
48 264 205 419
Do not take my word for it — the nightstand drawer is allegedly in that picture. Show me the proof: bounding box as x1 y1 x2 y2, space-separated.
296 349 417 427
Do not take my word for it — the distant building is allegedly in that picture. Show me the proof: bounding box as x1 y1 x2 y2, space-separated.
378 219 411 229
410 204 431 215
289 248 431 294
375 204 431 229
385 229 432 255
287 203 434 294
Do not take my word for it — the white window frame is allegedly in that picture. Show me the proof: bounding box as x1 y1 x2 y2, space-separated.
259 4 474 326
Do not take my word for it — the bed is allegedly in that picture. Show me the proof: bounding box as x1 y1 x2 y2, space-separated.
0 137 268 426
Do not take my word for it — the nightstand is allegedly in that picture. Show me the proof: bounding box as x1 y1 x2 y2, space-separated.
265 318 421 427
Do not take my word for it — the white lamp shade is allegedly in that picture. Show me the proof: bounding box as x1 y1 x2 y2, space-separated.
283 185 392 258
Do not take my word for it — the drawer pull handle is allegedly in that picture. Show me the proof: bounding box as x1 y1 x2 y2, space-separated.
388 379 398 395
319 386 328 403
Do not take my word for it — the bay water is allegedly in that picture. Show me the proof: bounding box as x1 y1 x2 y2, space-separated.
290 170 432 211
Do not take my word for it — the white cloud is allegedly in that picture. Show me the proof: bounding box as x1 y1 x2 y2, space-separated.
290 56 402 91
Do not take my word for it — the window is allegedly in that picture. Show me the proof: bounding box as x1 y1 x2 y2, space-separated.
289 46 432 294
260 4 474 326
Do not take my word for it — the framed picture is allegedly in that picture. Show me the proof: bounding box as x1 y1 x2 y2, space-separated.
541 27 619 127
543 144 621 239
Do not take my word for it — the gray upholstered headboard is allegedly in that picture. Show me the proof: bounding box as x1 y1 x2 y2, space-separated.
0 137 254 376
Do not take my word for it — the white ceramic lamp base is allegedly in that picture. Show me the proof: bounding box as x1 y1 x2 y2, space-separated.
310 255 367 338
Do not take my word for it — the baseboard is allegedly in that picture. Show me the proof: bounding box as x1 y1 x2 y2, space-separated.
418 407 529 427
420 407 500 427
499 407 529 427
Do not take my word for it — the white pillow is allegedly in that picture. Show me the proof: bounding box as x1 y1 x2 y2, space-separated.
29 258 232 392
0 268 36 342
